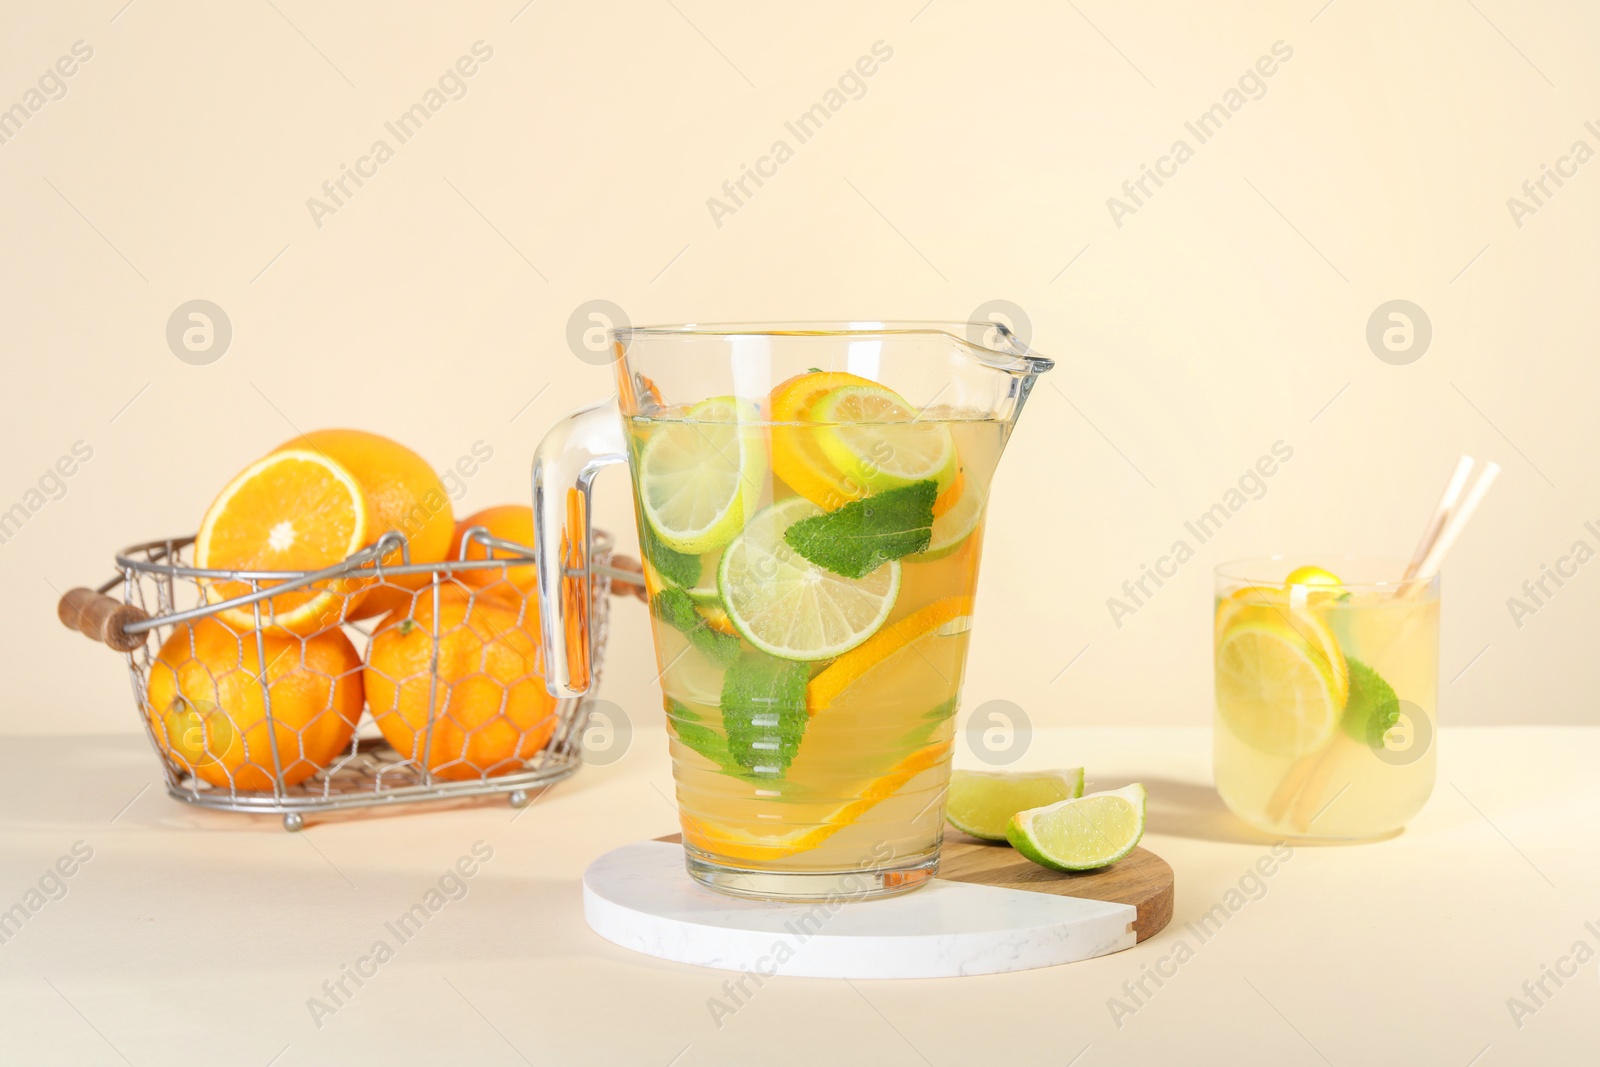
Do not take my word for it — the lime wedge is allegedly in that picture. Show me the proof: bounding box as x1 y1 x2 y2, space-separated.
946 768 1084 841
1215 616 1344 757
717 497 900 661
907 480 983 562
638 396 767 554
810 383 957 495
1006 783 1147 871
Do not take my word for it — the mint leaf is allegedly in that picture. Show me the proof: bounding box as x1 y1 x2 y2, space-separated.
665 697 738 771
720 652 810 778
640 521 702 589
651 587 741 666
782 481 936 579
1340 657 1400 748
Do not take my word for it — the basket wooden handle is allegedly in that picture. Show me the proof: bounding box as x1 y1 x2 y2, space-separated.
607 554 647 602
58 588 150 652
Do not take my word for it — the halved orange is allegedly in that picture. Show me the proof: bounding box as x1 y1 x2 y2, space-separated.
194 449 371 635
279 430 455 620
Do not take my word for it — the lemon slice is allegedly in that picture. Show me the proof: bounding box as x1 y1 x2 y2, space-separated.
1284 564 1344 608
1215 617 1344 757
1007 784 1147 871
907 480 983 562
1285 565 1342 588
637 396 767 554
717 497 900 661
946 768 1085 841
811 383 957 495
1216 586 1349 708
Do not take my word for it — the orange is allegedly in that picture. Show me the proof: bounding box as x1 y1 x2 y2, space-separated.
194 449 372 635
277 430 454 620
447 504 538 595
807 596 975 713
364 584 559 780
145 618 362 790
769 370 876 511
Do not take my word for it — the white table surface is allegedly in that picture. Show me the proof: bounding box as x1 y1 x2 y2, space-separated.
1 726 1595 1066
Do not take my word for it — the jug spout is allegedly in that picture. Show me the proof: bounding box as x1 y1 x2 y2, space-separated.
955 320 1054 430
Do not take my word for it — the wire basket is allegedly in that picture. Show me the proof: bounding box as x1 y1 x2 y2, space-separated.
57 528 643 830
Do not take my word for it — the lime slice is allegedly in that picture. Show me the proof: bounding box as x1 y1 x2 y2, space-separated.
1006 784 1147 871
717 496 900 661
638 396 767 554
811 383 957 495
1215 617 1344 757
946 768 1084 841
685 547 723 604
907 480 983 562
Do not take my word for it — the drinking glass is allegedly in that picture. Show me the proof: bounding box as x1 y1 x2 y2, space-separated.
1213 557 1439 839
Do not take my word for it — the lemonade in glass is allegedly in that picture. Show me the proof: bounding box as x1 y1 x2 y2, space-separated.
1213 559 1439 839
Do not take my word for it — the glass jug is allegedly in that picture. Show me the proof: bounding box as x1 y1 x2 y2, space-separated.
533 323 1052 901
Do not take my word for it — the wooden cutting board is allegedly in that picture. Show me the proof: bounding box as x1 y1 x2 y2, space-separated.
658 832 1174 943
938 833 1174 942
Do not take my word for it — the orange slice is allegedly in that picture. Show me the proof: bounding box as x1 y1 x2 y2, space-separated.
695 602 738 636
768 370 877 510
807 595 975 714
932 468 964 518
194 449 371 635
678 741 950 862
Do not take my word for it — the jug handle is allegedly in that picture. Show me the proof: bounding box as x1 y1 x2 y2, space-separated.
532 397 628 698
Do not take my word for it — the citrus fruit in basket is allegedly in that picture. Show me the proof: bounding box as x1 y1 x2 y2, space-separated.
194 449 373 635
144 618 363 790
277 430 455 620
364 584 560 780
447 505 538 595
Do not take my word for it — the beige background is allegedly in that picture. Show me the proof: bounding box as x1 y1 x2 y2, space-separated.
5 0 1598 736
